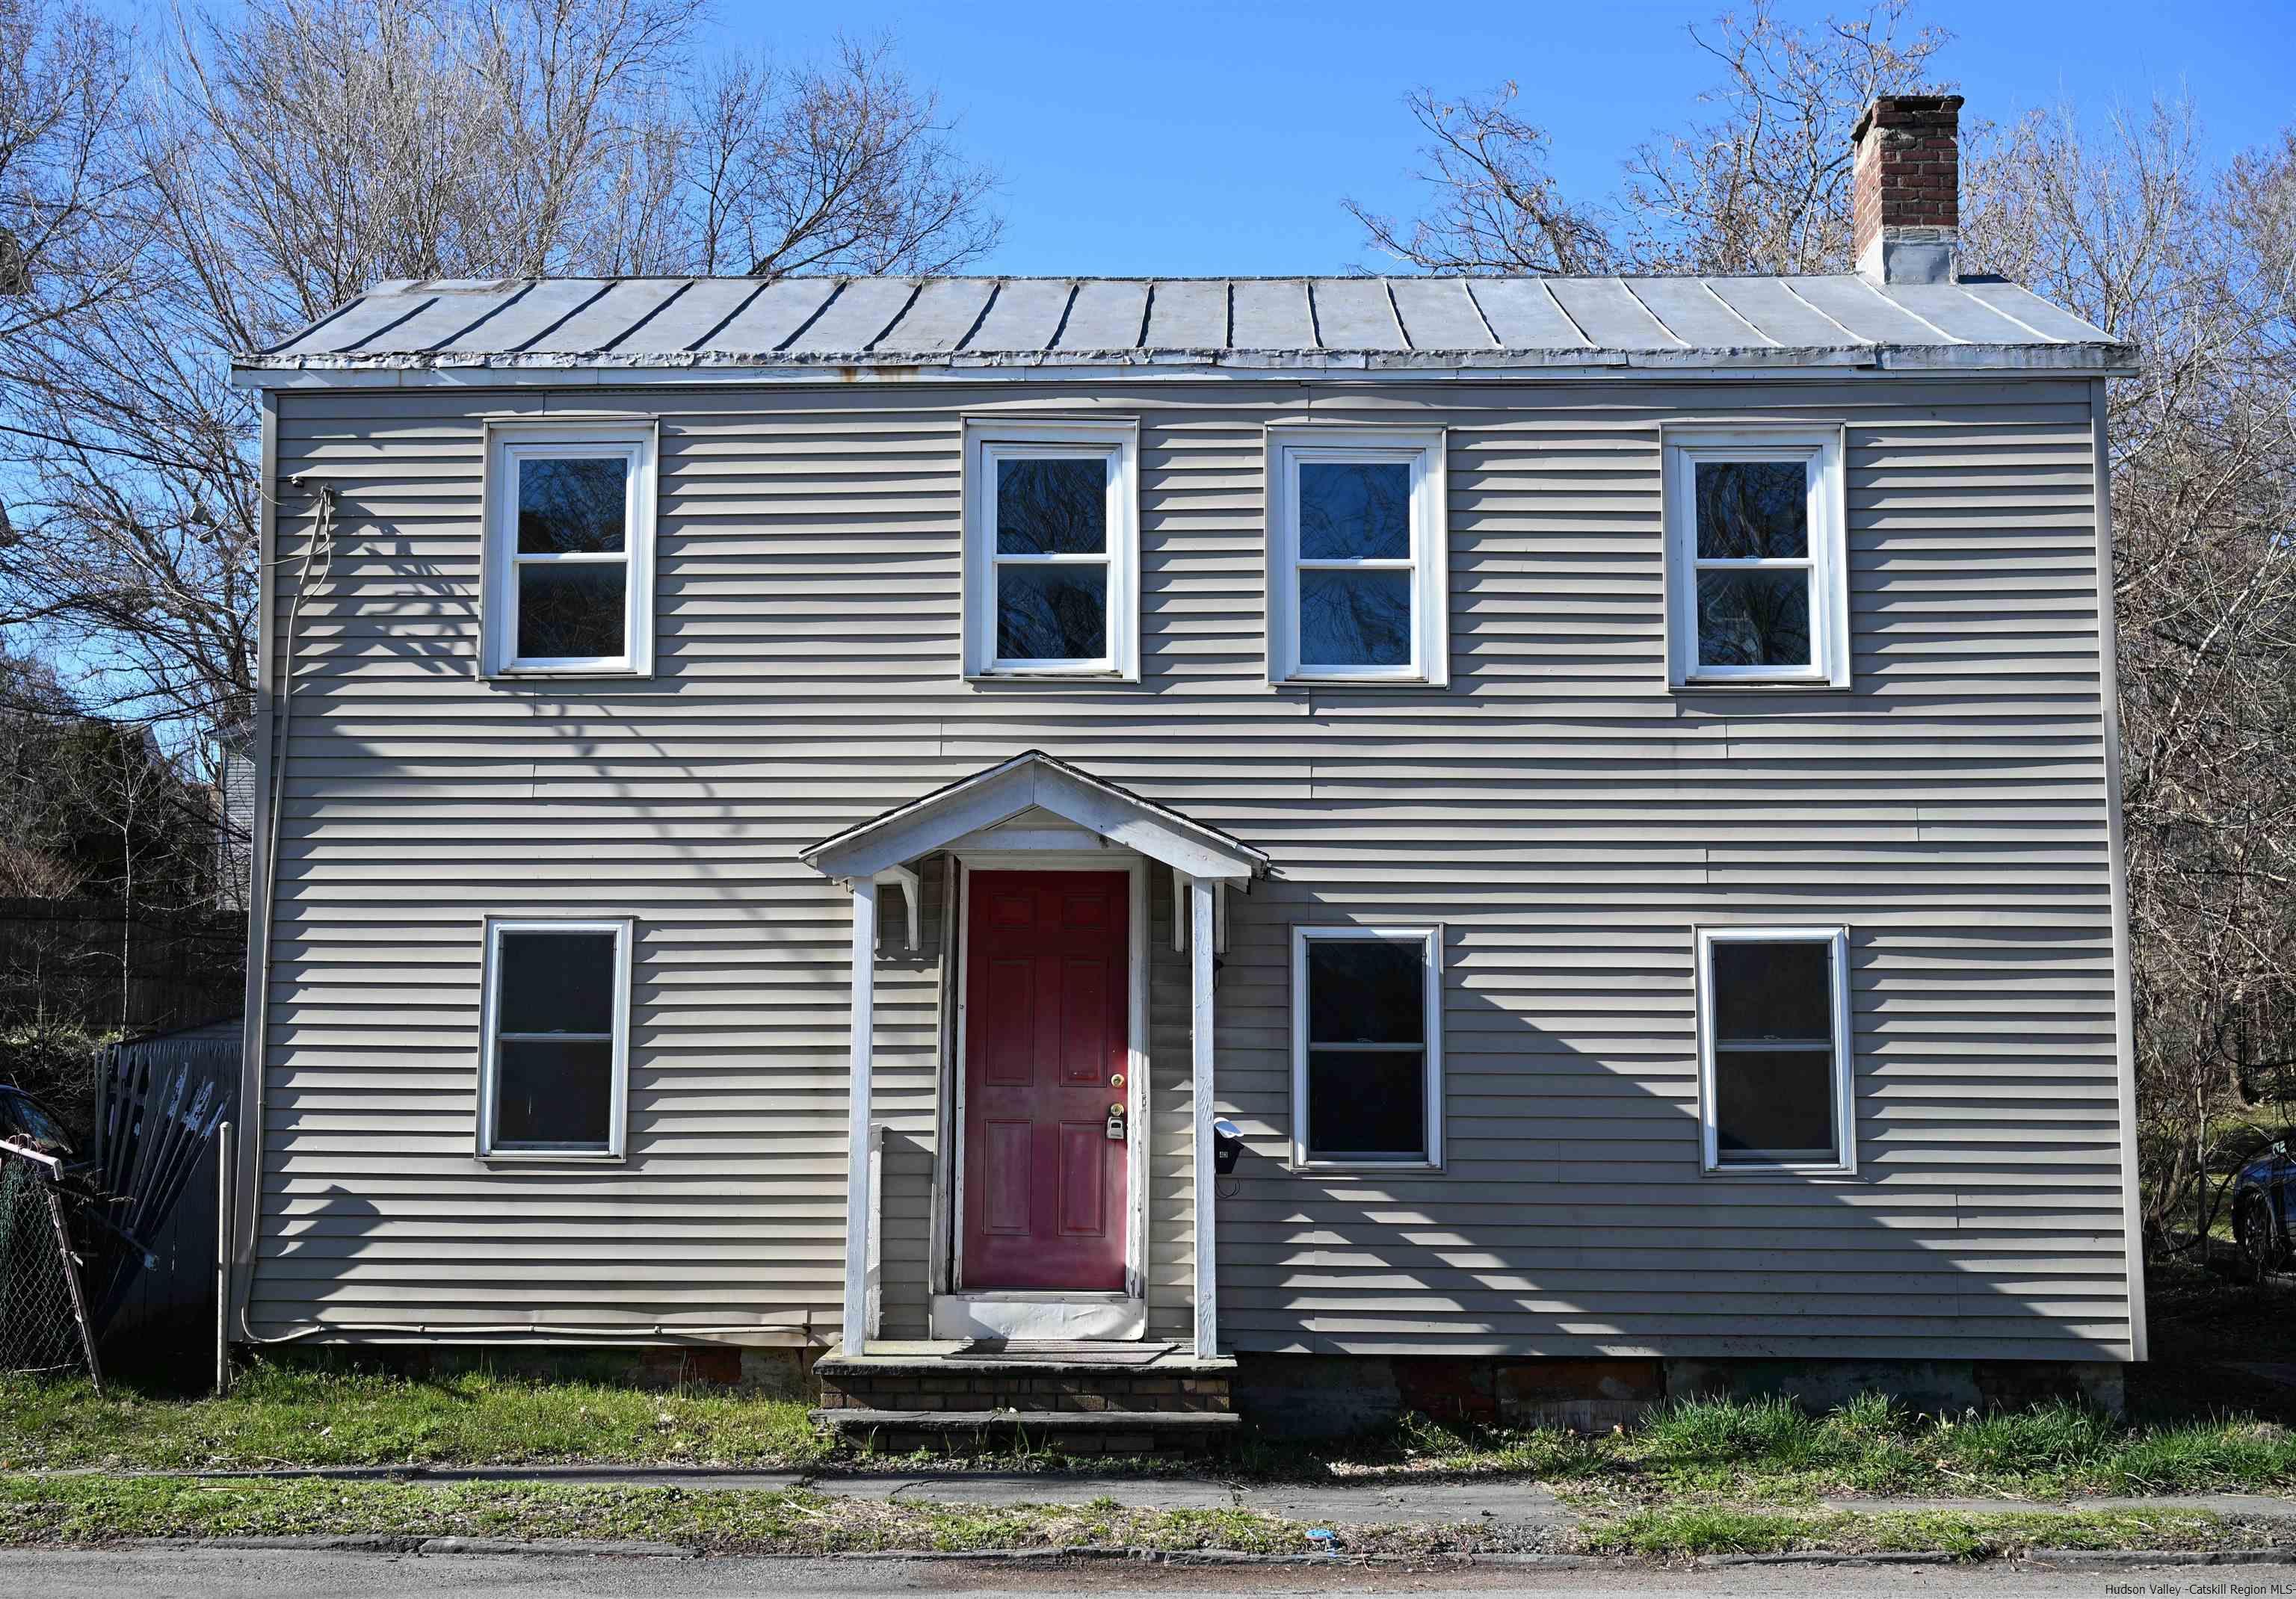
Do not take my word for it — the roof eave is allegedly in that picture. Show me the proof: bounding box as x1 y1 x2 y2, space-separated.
800 750 1269 884
230 342 2140 387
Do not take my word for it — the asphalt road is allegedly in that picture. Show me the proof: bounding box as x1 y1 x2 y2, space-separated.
4 1548 2290 1598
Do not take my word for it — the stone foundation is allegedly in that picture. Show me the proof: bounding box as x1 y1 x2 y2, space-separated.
262 1342 818 1395
1235 1352 2129 1438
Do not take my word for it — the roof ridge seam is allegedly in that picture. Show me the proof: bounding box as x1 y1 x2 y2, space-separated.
1615 279 1692 348
1382 279 1413 351
685 278 775 352
337 294 439 354
953 280 1001 353
430 279 539 355
1849 275 1963 344
1776 279 1868 345
776 278 848 352
510 280 615 353
1691 279 1778 348
864 279 928 352
1045 280 1080 350
1956 282 2063 344
264 294 374 357
599 280 696 354
1459 280 1504 350
1537 279 1595 350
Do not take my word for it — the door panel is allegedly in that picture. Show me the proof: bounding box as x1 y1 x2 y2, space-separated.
962 870 1129 1291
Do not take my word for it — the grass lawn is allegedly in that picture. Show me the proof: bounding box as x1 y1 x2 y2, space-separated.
7 1359 2296 1508
0 1473 2274 1560
1579 1504 2245 1559
1259 1392 2296 1505
0 1476 1316 1556
0 1363 827 1472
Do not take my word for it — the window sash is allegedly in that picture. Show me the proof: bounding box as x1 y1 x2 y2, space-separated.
1288 452 1419 678
965 427 1136 677
1267 430 1447 687
1664 431 1843 687
484 428 654 676
1291 926 1443 1168
478 918 632 1160
1695 927 1853 1175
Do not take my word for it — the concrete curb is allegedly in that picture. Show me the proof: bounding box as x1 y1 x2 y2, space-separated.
2025 1547 2296 1568
94 1537 2296 1568
123 1534 694 1558
1697 1550 1963 1566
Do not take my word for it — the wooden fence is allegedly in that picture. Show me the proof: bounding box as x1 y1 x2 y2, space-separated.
0 898 243 1036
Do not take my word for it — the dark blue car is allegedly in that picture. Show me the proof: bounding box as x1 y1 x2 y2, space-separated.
2234 1134 2295 1270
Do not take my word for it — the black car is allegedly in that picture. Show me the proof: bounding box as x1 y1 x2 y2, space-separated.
2233 1133 2295 1270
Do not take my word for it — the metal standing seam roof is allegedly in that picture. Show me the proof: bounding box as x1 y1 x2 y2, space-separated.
233 273 2135 380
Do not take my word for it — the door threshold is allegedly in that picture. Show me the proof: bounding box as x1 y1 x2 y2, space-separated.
931 1293 1147 1341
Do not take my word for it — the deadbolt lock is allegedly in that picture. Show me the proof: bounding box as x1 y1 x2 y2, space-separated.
1109 1072 1125 1087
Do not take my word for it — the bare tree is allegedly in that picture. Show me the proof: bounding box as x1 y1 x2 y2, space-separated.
1343 83 1614 275
1351 1 2296 1255
0 0 146 338
1618 0 1951 273
683 37 1002 279
0 0 999 745
1968 108 2296 1243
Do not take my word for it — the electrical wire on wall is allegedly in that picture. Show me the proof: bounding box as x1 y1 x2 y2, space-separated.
238 479 336 1349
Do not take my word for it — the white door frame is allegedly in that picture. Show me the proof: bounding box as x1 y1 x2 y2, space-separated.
933 850 1149 1340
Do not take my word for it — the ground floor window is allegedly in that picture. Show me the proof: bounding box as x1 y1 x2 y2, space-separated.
478 918 632 1158
1696 926 1854 1172
1290 924 1443 1168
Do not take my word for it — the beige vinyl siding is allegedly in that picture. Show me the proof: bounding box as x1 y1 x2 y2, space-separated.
248 375 2131 1360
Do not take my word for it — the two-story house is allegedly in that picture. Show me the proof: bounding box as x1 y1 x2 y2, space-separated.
227 96 2143 1439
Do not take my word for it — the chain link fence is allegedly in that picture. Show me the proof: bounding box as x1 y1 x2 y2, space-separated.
0 1148 102 1385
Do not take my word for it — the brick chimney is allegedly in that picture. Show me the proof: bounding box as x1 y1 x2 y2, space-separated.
1851 94 1964 284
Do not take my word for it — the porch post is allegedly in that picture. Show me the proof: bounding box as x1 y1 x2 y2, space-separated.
1189 876 1218 1358
842 877 877 1355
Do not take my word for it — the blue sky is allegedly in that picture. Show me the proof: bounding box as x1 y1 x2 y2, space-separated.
732 0 2291 276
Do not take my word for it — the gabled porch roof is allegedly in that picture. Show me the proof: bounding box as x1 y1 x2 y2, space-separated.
799 750 1268 884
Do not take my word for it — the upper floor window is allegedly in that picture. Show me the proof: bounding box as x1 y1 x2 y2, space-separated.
483 423 656 677
1266 427 1448 686
1290 924 1445 1169
1663 425 1846 687
963 419 1139 680
1695 926 1854 1174
478 917 633 1159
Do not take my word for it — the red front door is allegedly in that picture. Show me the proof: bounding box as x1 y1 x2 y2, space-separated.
961 870 1129 1291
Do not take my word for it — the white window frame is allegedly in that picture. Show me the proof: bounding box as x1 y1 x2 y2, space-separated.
1289 924 1445 1169
1266 426 1449 687
1694 924 1856 1175
476 916 634 1160
1663 424 1848 688
482 421 658 678
962 418 1140 681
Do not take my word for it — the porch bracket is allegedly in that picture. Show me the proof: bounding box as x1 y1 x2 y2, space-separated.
872 864 922 952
